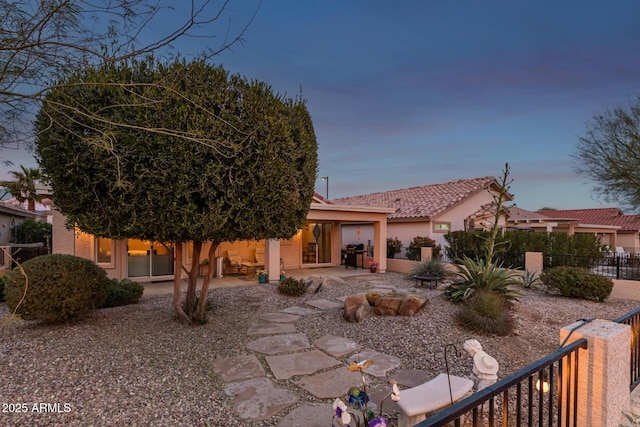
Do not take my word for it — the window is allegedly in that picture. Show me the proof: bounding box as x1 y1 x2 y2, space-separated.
433 222 450 233
96 237 113 263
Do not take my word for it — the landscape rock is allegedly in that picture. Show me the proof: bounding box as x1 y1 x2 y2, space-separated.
305 276 327 294
398 296 428 316
374 294 427 316
366 292 382 305
343 293 371 323
374 296 402 316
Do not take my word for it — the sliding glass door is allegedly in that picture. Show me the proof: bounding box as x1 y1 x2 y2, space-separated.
127 239 174 278
301 222 332 265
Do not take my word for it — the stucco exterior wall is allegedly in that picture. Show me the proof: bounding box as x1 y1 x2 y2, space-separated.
617 232 640 251
52 210 74 255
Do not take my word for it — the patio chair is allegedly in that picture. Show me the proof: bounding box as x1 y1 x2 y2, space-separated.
242 247 265 277
226 250 244 273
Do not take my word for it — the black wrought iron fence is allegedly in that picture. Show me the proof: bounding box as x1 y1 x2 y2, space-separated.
545 253 640 280
417 338 588 427
615 306 640 391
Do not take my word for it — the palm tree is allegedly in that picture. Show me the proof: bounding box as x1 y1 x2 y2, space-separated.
0 165 43 212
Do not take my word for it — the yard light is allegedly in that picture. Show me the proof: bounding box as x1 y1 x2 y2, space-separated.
320 176 329 199
535 369 550 394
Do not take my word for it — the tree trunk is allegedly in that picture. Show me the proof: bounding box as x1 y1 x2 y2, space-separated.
184 242 201 317
172 242 192 325
194 242 216 323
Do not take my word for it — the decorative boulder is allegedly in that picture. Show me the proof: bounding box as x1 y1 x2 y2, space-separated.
306 277 324 294
399 296 428 316
374 296 403 316
366 292 382 306
374 294 427 316
344 294 371 323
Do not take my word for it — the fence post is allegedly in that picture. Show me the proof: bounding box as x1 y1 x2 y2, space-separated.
616 256 621 280
559 319 630 426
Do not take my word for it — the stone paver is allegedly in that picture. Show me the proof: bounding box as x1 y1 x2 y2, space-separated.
366 382 402 416
224 377 298 422
314 334 362 357
349 349 402 377
277 403 334 427
305 299 343 309
212 354 265 382
257 312 300 323
369 281 396 288
266 350 342 380
246 333 310 355
295 366 363 398
281 305 321 315
247 322 297 335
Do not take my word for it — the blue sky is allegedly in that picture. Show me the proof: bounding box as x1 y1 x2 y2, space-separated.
5 1 640 211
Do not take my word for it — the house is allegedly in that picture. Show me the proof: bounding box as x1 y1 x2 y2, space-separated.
332 176 513 257
52 193 394 282
522 207 640 252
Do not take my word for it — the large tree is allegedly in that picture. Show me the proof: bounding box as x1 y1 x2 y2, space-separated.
0 165 43 212
574 97 640 211
1 0 257 149
35 58 317 324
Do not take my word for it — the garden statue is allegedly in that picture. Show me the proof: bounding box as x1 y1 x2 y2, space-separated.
463 339 499 391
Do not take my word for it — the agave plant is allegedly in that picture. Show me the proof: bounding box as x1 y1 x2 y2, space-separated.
444 256 521 303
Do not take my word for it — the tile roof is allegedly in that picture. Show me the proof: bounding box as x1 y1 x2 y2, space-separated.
332 176 506 220
537 208 640 231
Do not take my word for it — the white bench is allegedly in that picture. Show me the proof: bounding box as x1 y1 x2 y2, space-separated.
396 373 474 427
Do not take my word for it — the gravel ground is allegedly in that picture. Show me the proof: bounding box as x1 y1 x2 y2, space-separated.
0 272 638 427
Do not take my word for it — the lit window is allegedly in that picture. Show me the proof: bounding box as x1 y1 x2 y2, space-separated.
433 222 450 233
96 237 112 263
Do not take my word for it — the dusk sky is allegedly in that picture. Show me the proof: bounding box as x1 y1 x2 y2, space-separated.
5 1 640 212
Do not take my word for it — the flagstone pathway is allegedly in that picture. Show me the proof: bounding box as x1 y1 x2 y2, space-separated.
211 280 421 425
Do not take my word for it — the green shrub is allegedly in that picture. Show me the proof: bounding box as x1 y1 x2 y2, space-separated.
540 266 613 301
14 218 52 244
5 254 110 322
0 275 6 302
406 236 439 261
100 278 144 308
444 256 521 303
387 237 402 258
277 277 308 296
457 291 514 335
408 259 448 279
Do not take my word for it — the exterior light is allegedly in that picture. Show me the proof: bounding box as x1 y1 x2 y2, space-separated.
320 176 329 199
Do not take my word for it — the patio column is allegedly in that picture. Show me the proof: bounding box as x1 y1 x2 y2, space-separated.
373 220 387 273
265 239 281 282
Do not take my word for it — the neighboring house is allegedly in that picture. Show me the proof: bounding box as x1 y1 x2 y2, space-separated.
52 193 394 281
0 201 41 245
332 176 513 256
517 207 640 252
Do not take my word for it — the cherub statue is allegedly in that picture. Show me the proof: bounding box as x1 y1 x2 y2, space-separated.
463 339 499 391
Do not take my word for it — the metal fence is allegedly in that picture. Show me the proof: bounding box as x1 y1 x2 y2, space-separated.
417 338 588 427
615 306 640 391
544 253 640 280
439 249 640 281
